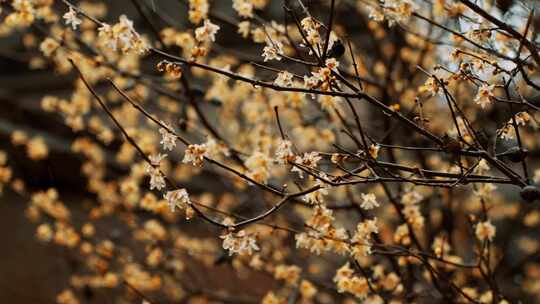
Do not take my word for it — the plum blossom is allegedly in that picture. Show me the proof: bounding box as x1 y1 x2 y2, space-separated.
474 84 495 108
475 220 496 242
221 230 259 256
182 143 208 167
360 193 379 210
63 7 81 30
195 19 220 42
163 188 191 212
158 121 177 151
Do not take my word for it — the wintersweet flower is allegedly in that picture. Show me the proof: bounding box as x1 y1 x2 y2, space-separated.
476 220 496 242
274 71 294 87
195 19 220 42
163 189 191 212
232 0 253 18
220 230 259 256
182 144 208 167
146 154 167 190
474 84 495 108
158 122 177 151
291 152 322 178
274 139 294 164
262 39 283 61
360 193 380 210
63 7 81 30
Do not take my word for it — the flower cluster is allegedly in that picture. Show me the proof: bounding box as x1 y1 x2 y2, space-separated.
220 230 260 256
146 154 167 190
274 139 294 164
194 19 220 43
351 218 379 258
98 15 149 54
334 263 370 299
273 71 294 88
475 220 496 242
157 121 177 151
474 84 495 108
182 143 208 167
163 188 191 212
156 61 182 79
360 193 379 210
296 206 349 255
262 39 283 62
401 189 425 229
291 152 322 178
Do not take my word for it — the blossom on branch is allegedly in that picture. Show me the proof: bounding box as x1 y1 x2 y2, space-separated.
145 154 167 190
474 84 495 108
262 39 283 62
158 122 177 151
360 193 380 210
163 188 191 213
195 19 220 42
182 144 208 167
221 230 259 256
63 7 81 30
475 220 496 242
291 152 322 178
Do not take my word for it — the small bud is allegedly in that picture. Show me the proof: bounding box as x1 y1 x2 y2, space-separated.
157 60 182 78
389 103 400 112
520 185 540 203
156 60 167 72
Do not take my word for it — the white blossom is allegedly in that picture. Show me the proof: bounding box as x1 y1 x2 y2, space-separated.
63 7 82 30
475 220 496 242
147 167 165 190
274 71 294 87
97 16 149 54
164 188 191 212
262 39 283 62
182 143 208 167
351 218 379 258
146 153 167 190
245 151 271 184
158 122 177 151
360 193 379 210
275 139 294 164
221 230 259 256
325 58 339 71
205 138 230 158
195 19 220 42
474 84 495 109
291 152 322 178
303 174 331 205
